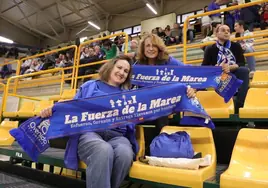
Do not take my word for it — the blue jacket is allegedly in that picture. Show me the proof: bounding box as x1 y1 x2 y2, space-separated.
64 80 139 170
208 2 221 17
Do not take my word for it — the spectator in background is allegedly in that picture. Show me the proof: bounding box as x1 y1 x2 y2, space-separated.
202 24 249 113
79 46 100 77
208 0 222 24
6 45 19 59
168 23 182 45
40 54 56 71
201 22 221 51
234 20 256 76
24 59 41 74
224 1 240 32
201 6 212 37
186 23 195 43
240 0 260 31
94 45 105 60
121 35 132 52
114 36 124 51
157 27 166 40
126 40 139 63
164 25 171 37
20 57 32 74
0 59 15 79
102 40 118 60
260 4 268 30
80 47 90 60
152 28 158 35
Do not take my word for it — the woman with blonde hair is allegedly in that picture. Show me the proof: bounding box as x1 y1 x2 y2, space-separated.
134 34 194 134
135 34 184 66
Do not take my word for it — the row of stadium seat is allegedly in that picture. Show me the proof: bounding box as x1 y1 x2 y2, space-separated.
3 100 53 118
250 71 268 88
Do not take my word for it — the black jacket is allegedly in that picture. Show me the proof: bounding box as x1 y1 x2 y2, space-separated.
202 42 245 67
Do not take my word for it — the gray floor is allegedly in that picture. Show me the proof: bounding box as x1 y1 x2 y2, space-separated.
0 154 156 187
121 181 155 188
0 172 54 188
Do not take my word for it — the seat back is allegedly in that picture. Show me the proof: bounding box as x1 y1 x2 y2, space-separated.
252 71 268 83
19 101 35 112
229 128 268 169
161 126 216 160
197 91 234 113
35 100 54 114
61 89 76 100
0 121 19 129
244 88 268 108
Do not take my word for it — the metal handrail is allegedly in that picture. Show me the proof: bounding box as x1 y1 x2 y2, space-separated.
73 32 129 89
2 68 64 113
183 0 268 63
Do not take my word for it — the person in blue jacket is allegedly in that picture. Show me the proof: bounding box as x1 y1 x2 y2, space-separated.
41 55 195 188
134 34 184 66
134 34 190 134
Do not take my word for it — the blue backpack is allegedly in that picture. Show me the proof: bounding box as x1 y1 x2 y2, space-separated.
150 131 194 158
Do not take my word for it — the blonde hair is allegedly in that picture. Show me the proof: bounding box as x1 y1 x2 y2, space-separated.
137 34 169 64
99 55 132 89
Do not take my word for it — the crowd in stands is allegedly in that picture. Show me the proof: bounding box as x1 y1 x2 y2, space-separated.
0 45 19 59
1 0 267 81
150 23 195 45
205 0 268 33
19 47 75 76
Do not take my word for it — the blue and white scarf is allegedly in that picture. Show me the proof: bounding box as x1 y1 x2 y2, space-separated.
216 40 236 66
10 83 214 161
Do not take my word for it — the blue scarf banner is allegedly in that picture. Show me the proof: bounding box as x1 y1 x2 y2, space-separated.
10 83 214 161
131 65 242 103
10 117 50 161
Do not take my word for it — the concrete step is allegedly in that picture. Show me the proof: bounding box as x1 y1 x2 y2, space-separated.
0 83 71 97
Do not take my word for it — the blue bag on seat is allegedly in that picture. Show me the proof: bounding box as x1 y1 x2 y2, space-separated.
150 131 194 159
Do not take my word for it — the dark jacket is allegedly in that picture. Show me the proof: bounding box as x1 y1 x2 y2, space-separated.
240 6 260 23
202 42 245 67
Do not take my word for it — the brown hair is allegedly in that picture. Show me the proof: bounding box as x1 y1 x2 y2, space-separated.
99 55 132 89
137 34 169 64
215 24 231 33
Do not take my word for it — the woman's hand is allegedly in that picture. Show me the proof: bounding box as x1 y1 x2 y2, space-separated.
187 87 196 98
40 106 53 118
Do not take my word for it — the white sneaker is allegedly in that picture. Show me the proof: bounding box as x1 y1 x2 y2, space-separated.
249 71 255 79
246 122 255 128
